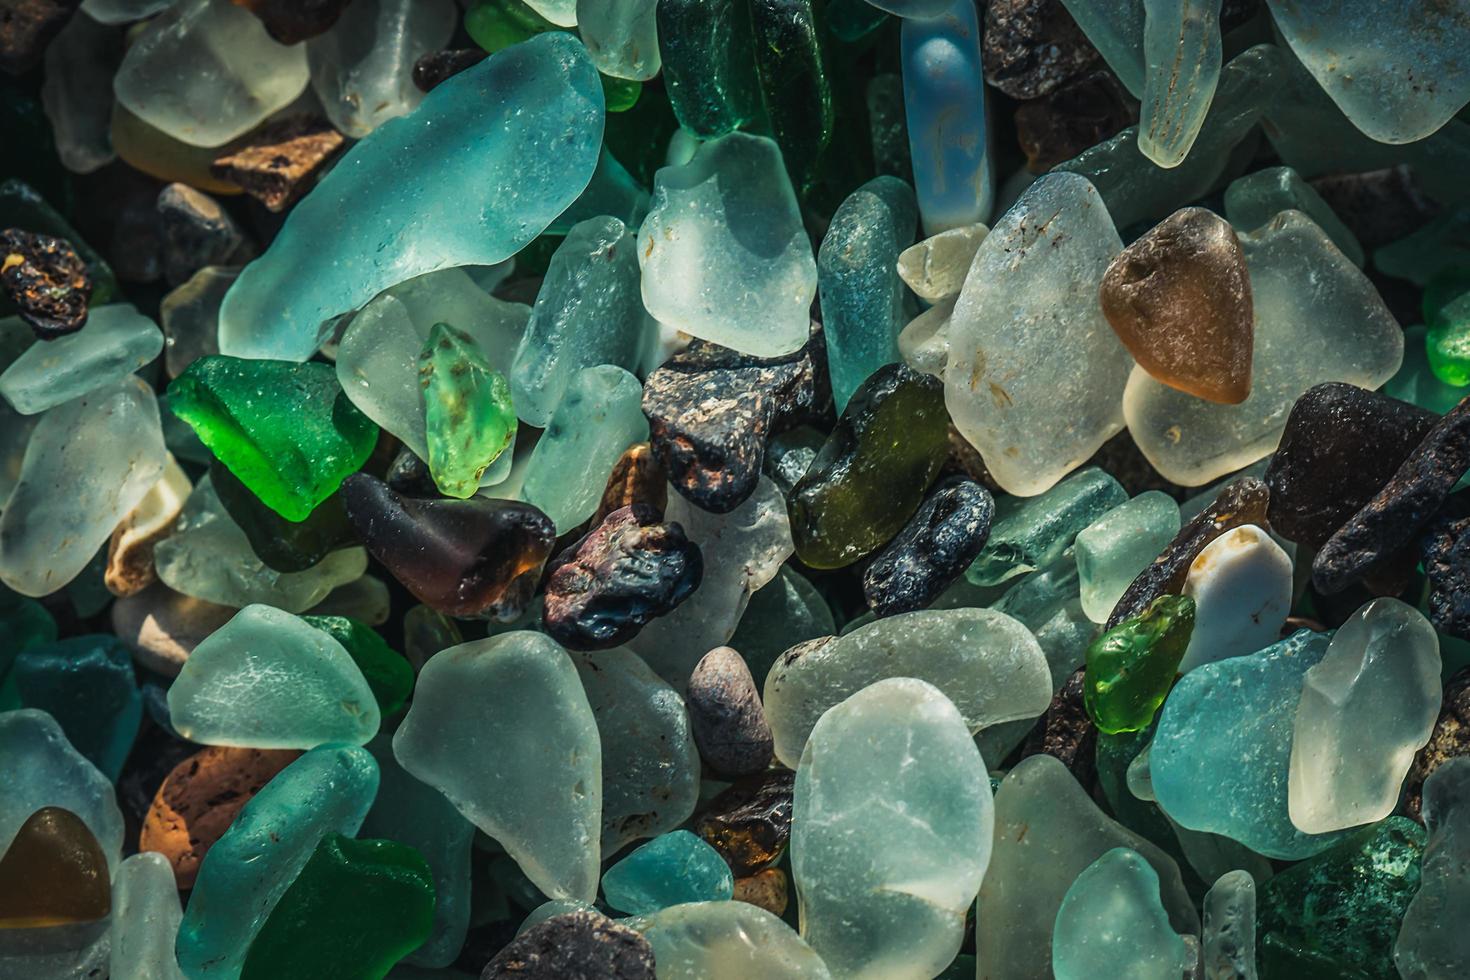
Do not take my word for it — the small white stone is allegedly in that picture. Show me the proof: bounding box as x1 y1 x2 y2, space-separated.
1180 524 1291 672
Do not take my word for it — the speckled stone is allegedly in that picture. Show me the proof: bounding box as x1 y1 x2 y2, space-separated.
697 770 794 877
1405 667 1470 823
480 909 656 980
862 476 994 618
733 868 789 917
686 646 773 778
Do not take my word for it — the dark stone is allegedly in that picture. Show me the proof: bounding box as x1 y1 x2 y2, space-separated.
762 425 824 498
341 473 557 621
696 769 794 877
1265 383 1437 550
1420 496 1470 641
982 0 1101 100
686 646 773 778
384 445 438 498
1314 395 1470 594
591 443 666 526
1083 428 1186 499
0 0 80 74
1019 667 1096 791
106 183 165 284
155 183 249 286
642 322 830 514
862 475 995 617
480 909 655 980
210 115 347 213
542 505 703 651
231 0 354 45
1308 166 1440 250
1106 477 1270 629
413 47 488 93
1404 667 1470 823
0 227 91 337
1015 69 1138 173
211 460 357 573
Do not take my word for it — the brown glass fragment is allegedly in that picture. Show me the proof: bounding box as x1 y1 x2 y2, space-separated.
209 116 346 213
0 228 92 337
0 0 79 74
696 770 794 877
1404 667 1470 823
229 0 353 44
1100 207 1254 404
412 48 487 93
0 807 110 927
1106 476 1270 628
591 443 667 526
733 868 789 917
1018 668 1096 792
1015 70 1138 173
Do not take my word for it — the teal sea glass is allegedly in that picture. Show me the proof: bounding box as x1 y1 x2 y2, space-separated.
601 830 734 915
12 635 141 781
1052 848 1191 980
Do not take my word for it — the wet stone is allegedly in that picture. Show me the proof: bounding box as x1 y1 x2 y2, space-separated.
0 0 79 74
155 183 247 287
642 325 829 514
1308 166 1440 250
481 909 656 980
1419 498 1470 641
209 115 347 214
342 473 557 620
1020 667 1097 790
983 0 1102 100
1100 207 1253 405
543 504 703 651
232 0 355 44
1405 667 1470 823
0 228 91 338
1265 382 1437 551
1014 70 1139 173
696 770 794 877
734 867 789 917
686 646 773 778
861 475 995 618
413 48 488 93
591 443 666 526
1314 395 1470 594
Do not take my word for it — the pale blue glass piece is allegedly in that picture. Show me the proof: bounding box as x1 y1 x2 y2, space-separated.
900 1 993 235
1074 491 1182 624
1151 630 1350 859
1139 0 1222 169
0 304 162 415
1059 0 1145 95
577 0 660 81
818 176 918 412
362 733 475 968
1223 166 1363 267
1395 756 1470 980
111 852 187 980
1052 848 1191 980
601 830 734 915
0 708 123 871
13 635 142 781
176 743 379 979
218 32 604 361
519 365 649 533
967 467 1126 587
1202 869 1257 980
510 216 648 427
546 148 651 236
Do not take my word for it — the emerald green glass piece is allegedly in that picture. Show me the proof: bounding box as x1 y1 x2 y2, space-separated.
968 467 1127 588
302 616 413 717
1424 266 1470 387
465 0 556 52
601 830 734 915
604 86 679 188
209 461 357 574
1084 595 1194 735
241 833 434 980
0 594 57 683
788 363 949 569
656 0 762 138
1223 166 1364 267
1385 325 1467 416
418 322 516 499
1256 817 1424 980
1075 491 1181 624
13 636 142 781
177 744 380 980
749 0 833 193
1052 848 1191 980
168 356 378 521
601 73 641 112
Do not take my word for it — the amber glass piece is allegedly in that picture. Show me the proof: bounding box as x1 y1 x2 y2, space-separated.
591 443 667 526
696 770 794 877
0 807 110 927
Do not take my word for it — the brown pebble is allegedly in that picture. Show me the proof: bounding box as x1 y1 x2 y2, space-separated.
591 443 667 526
229 0 353 44
686 646 774 778
0 227 92 338
140 745 300 888
696 770 793 877
0 0 79 74
1100 207 1254 405
111 583 235 677
733 868 789 917
982 0 1101 101
210 115 346 213
1404 667 1470 823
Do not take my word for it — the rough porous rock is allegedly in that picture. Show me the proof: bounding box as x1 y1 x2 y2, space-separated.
1405 668 1470 823
1014 70 1138 173
982 0 1101 100
1019 667 1096 790
209 115 347 213
0 0 80 73
697 770 794 877
733 868 789 917
480 909 656 980
543 505 703 651
686 646 773 778
1422 501 1470 641
862 475 995 618
0 227 91 337
642 325 830 514
412 47 487 93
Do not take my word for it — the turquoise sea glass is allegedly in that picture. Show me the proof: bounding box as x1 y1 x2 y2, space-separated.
13 635 141 781
1052 848 1191 980
601 830 734 915
968 467 1127 587
1074 492 1181 625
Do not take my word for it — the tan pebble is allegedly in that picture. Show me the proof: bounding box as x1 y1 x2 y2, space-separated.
733 868 788 917
111 583 236 677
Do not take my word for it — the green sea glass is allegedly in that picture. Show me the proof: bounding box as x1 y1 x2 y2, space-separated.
392 632 602 901
302 615 413 717
169 356 377 521
1052 848 1191 980
970 468 1127 587
1138 0 1221 168
1377 209 1470 287
1202 869 1256 980
419 322 516 499
240 833 435 980
1424 266 1470 387
209 461 357 574
13 636 142 781
602 830 734 915
1075 491 1181 624
0 595 56 683
630 901 831 980
1084 595 1194 735
728 566 835 685
0 303 162 416
1223 166 1364 267
167 604 380 749
1385 325 1466 416
655 0 761 138
749 0 833 194
176 743 380 979
1396 757 1470 980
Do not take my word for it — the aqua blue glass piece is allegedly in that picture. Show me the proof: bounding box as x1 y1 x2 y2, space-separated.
818 176 918 412
545 147 650 236
900 0 993 234
601 830 735 915
510 216 648 427
1151 630 1351 860
217 32 605 361
0 303 163 416
176 743 380 980
967 467 1127 587
1058 0 1145 96
1223 166 1364 267
1052 847 1191 980
12 635 142 782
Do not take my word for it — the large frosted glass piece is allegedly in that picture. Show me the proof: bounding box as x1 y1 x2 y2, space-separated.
764 608 1051 769
110 852 186 980
167 604 380 750
1125 211 1404 486
307 0 456 138
0 304 162 415
577 0 660 81
1075 492 1181 624
977 754 1197 979
1052 848 1191 980
1289 598 1442 835
0 378 164 597
630 901 831 980
393 632 602 902
900 1 993 235
219 32 603 361
1395 757 1470 980
1222 166 1364 267
943 172 1129 497
113 0 308 148
511 217 648 426
794 678 989 980
1059 0 1145 95
1139 0 1222 168
638 132 816 358
1152 630 1350 859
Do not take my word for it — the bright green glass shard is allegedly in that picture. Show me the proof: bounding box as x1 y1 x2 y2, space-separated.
1084 595 1194 735
418 322 516 499
1424 266 1470 388
302 615 413 717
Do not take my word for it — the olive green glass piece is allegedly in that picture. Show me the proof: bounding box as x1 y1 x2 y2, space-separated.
1084 595 1194 735
419 322 517 500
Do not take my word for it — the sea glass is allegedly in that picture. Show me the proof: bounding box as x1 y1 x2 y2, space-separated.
1223 166 1364 267
0 710 122 872
1052 848 1191 980
302 616 412 717
0 303 162 415
655 0 761 138
1059 0 1145 95
630 901 831 980
110 852 186 980
1396 757 1470 979
418 323 516 499
896 223 986 304
13 635 142 781
1138 0 1221 168
729 569 834 686
1075 492 1181 624
748 0 833 194
0 806 110 927
968 467 1127 586
161 267 235 378
602 831 734 915
577 0 660 81
1202 869 1256 980
1084 595 1194 735
39 11 119 175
